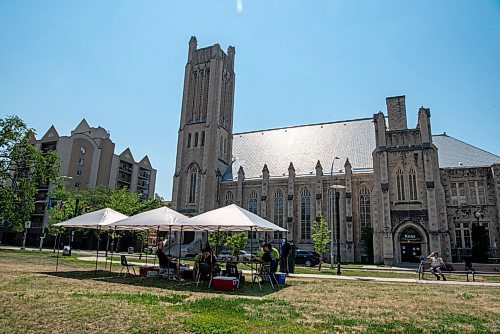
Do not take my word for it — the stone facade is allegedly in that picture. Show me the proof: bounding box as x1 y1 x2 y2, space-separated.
172 38 500 263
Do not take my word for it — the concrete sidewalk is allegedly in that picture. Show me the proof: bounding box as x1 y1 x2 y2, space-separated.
287 272 500 287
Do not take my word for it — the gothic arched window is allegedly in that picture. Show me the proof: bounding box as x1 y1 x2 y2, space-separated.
248 190 258 214
188 165 199 204
408 167 417 200
396 168 405 201
273 189 284 240
300 188 312 240
225 191 234 206
359 186 371 229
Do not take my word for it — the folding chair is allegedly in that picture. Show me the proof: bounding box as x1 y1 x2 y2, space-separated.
253 263 279 290
120 255 137 276
225 261 243 289
195 262 213 288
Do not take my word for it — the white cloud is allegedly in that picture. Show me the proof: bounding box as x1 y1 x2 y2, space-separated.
236 0 243 13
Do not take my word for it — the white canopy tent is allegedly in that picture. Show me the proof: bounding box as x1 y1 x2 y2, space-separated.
53 208 128 273
185 204 287 286
106 206 191 270
53 208 128 229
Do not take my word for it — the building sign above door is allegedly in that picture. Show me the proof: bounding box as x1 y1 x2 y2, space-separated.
400 227 422 242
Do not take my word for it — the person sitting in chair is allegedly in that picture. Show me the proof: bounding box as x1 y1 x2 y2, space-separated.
198 248 218 281
261 243 278 274
157 242 178 278
156 241 169 268
427 251 446 281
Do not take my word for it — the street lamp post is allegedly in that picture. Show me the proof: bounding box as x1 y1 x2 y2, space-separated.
330 185 346 275
329 157 340 269
68 198 79 256
335 190 341 275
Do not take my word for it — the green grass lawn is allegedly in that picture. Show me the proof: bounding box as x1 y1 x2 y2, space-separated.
1 249 499 334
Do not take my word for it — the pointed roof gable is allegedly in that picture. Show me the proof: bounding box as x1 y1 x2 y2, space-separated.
40 125 60 142
119 148 135 163
138 155 153 169
73 119 90 134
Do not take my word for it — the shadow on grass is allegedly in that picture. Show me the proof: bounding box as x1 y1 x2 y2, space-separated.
40 270 286 297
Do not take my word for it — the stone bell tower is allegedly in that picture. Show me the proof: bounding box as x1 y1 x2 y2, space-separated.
372 96 450 264
171 37 236 216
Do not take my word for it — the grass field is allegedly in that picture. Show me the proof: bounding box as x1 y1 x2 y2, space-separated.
0 249 499 334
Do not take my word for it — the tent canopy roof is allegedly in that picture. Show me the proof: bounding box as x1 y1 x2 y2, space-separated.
107 206 189 231
53 208 128 230
185 204 287 232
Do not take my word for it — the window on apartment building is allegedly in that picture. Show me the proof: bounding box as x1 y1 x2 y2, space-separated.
273 189 284 240
194 132 199 147
223 138 227 154
76 170 82 177
225 191 234 206
187 133 192 148
201 131 205 147
408 167 417 200
248 190 258 214
74 182 81 189
80 146 86 154
78 158 84 166
300 188 312 240
359 186 371 229
469 181 486 205
450 182 467 206
396 168 405 201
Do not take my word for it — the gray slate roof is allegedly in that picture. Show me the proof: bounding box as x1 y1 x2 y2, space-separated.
225 119 500 181
432 134 500 169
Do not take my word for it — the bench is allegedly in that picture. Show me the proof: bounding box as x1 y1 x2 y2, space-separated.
465 263 500 282
420 262 500 282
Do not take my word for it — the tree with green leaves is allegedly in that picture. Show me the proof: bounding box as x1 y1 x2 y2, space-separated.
224 232 247 258
311 216 331 271
208 230 228 255
0 116 59 242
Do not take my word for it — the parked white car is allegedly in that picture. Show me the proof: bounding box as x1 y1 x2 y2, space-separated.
217 251 233 261
238 250 255 262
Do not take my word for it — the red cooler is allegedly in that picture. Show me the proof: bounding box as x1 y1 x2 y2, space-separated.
212 276 239 291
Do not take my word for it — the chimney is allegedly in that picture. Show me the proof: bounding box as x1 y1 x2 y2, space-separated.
386 95 407 131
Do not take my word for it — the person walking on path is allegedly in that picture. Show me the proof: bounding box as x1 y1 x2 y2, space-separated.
427 251 447 281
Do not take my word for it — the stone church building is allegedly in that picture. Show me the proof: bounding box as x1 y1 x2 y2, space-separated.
172 37 500 264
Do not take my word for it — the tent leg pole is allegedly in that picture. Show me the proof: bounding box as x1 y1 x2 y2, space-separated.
178 227 183 284
104 232 110 269
154 226 160 266
109 227 116 276
168 226 172 256
95 227 101 276
55 232 60 272
145 230 149 266
250 227 254 289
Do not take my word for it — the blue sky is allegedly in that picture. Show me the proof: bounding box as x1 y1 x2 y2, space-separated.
1 0 499 199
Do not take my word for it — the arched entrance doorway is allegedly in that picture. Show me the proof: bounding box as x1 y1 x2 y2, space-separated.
399 227 423 263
